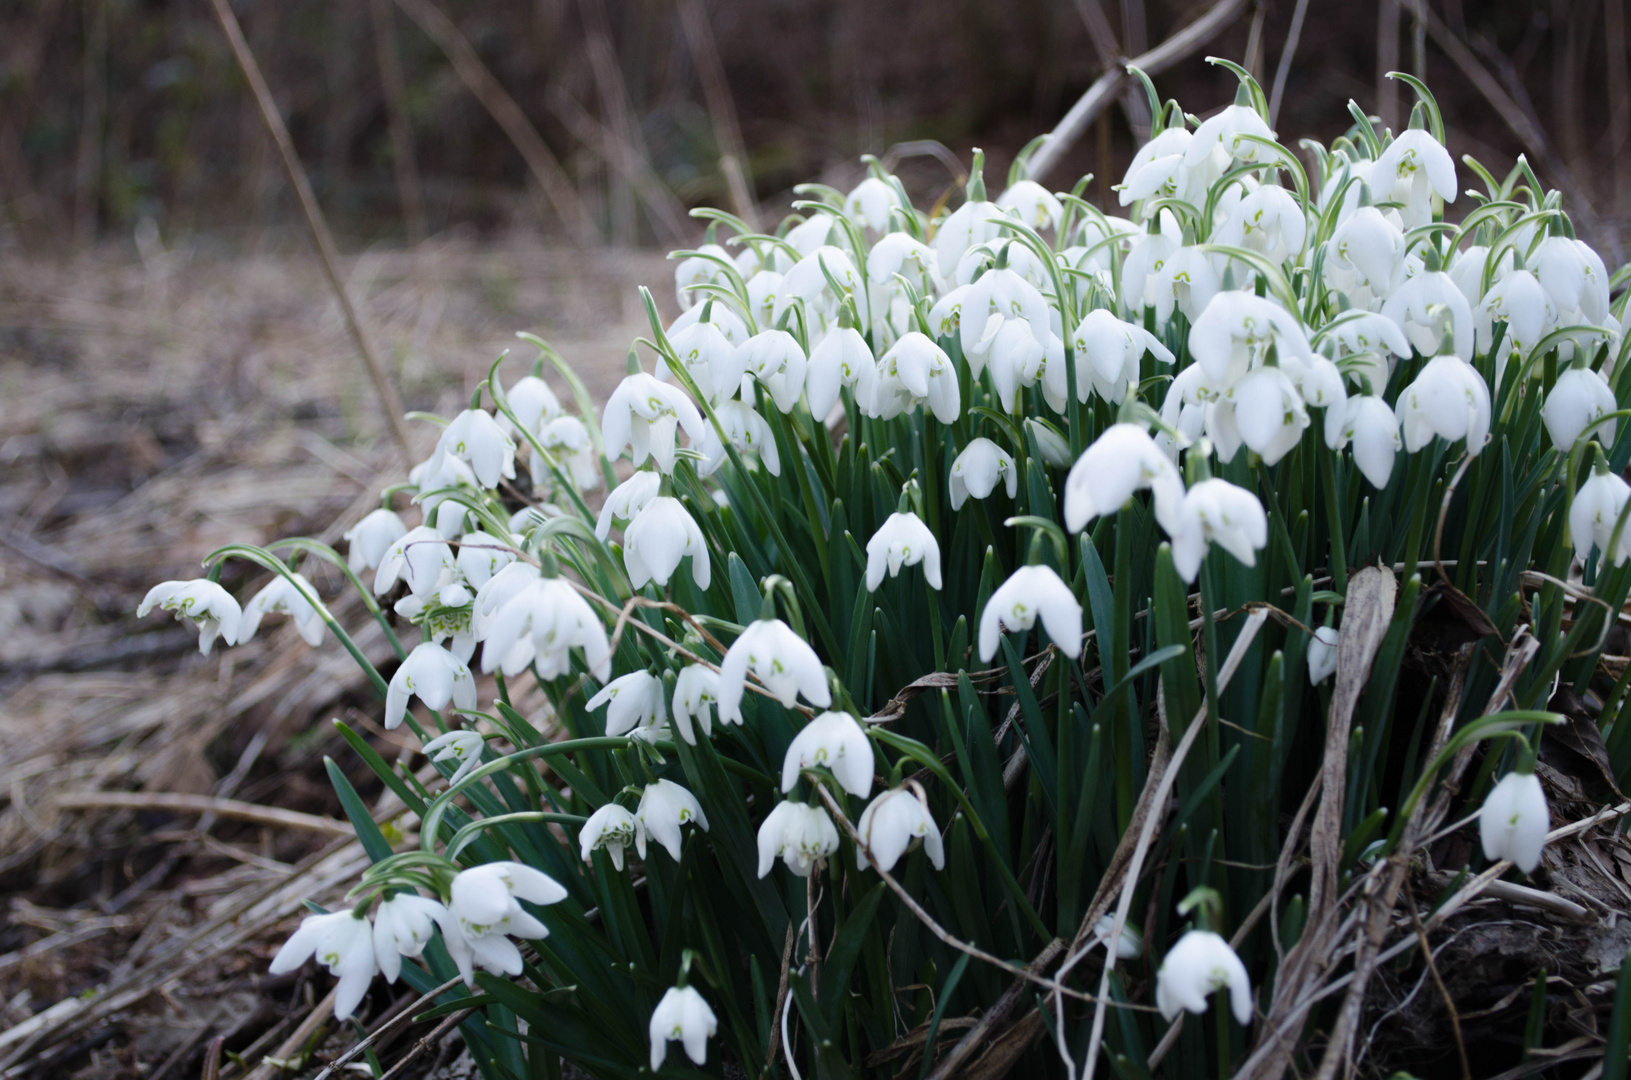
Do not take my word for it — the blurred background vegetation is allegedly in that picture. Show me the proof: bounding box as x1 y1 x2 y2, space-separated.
1 0 1627 260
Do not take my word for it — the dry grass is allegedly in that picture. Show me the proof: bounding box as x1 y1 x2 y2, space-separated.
0 227 668 1078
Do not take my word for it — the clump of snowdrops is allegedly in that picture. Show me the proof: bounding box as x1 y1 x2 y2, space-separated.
143 62 1631 1078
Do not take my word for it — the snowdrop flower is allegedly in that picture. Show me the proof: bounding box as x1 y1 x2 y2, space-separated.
757 800 840 877
1088 915 1143 960
344 509 408 573
997 179 1063 230
587 670 667 738
1325 207 1405 310
387 641 477 730
1371 129 1457 226
1216 185 1305 264
978 565 1082 661
846 176 898 231
602 373 707 474
717 617 831 725
1534 235 1610 324
1306 626 1339 685
636 778 709 861
975 315 1052 411
805 325 877 419
1319 311 1412 365
1480 268 1558 362
785 213 837 260
775 246 864 329
1480 770 1549 873
867 232 935 286
696 399 781 477
1028 419 1073 467
1063 423 1185 534
375 526 454 599
1122 229 1179 315
139 580 242 655
1155 930 1252 1025
1166 479 1269 584
1570 469 1631 566
734 329 808 413
1382 270 1475 361
579 803 638 870
1184 103 1275 172
668 294 751 346
596 470 663 540
1543 367 1617 451
671 665 720 743
1225 366 1309 465
1331 396 1401 488
649 985 718 1072
624 497 710 590
744 269 783 329
1072 310 1174 404
1188 291 1313 388
422 728 486 784
433 409 516 490
934 193 1003 279
443 862 567 984
855 786 945 872
782 711 874 797
471 561 537 639
269 910 376 1020
371 894 447 984
866 512 941 590
1151 246 1222 327
453 531 515 591
875 332 960 422
1120 127 1207 208
239 573 326 647
501 374 562 436
480 576 611 680
1395 354 1491 455
534 416 601 491
664 319 740 404
411 452 482 538
674 243 733 309
949 438 1017 510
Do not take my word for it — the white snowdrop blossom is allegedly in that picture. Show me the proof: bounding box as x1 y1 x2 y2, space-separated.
501 374 562 436
1216 185 1305 263
1371 129 1457 226
1325 208 1405 309
1480 268 1558 358
535 416 602 491
1480 770 1549 873
1570 470 1631 567
875 332 960 423
587 670 668 738
1332 396 1401 489
1382 271 1476 361
649 985 718 1073
1088 915 1144 959
866 512 941 591
1072 309 1174 404
239 572 326 647
624 496 710 590
674 243 733 309
775 246 864 329
934 195 1004 278
1533 235 1610 324
374 526 454 599
756 801 840 878
1151 246 1222 327
1155 930 1253 1025
717 618 831 725
480 576 611 680
671 665 721 744
269 910 376 1020
443 862 567 985
1223 366 1310 465
579 803 639 870
782 711 874 797
454 531 515 591
958 268 1051 370
1307 626 1339 685
949 437 1018 510
735 329 808 413
997 179 1063 230
1183 103 1275 171
805 326 877 419
664 320 739 404
1188 291 1313 388
1166 479 1269 584
596 470 663 539
636 779 709 861
371 894 447 984
421 728 486 784
386 641 477 730
1063 423 1184 534
1542 367 1617 451
978 565 1082 661
411 452 483 538
697 399 781 477
602 373 707 474
434 409 516 490
1395 354 1491 455
855 786 945 873
344 508 408 573
846 176 898 231
139 580 243 656
1029 419 1073 467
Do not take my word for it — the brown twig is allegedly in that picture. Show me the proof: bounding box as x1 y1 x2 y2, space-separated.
242 987 337 1080
55 791 353 837
765 921 795 1069
311 976 465 1080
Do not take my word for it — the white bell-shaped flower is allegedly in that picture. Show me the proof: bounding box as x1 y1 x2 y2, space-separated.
602 373 707 474
855 786 945 873
1394 354 1491 455
668 294 751 345
1324 207 1405 310
1028 419 1074 467
1072 309 1174 404
596 470 663 540
775 246 865 329
422 728 486 784
431 409 516 490
1319 310 1412 365
1087 914 1144 959
949 437 1018 510
1479 770 1549 873
1332 396 1402 488
997 179 1063 229
784 213 837 261
139 580 243 656
664 319 740 404
1063 423 1185 534
734 329 808 413
386 641 477 730
1119 127 1205 206
672 664 721 744
1216 185 1305 264
845 176 898 231
480 575 611 680
1151 246 1222 327
1188 291 1313 388
344 509 409 573
1371 129 1457 227
239 572 326 647
411 452 482 538
745 269 783 330
757 800 841 878
587 670 668 738
1306 626 1339 685
805 325 877 419
624 496 711 591
1570 470 1631 567
442 861 566 984
1480 268 1558 359
371 894 447 984
1533 235 1611 324
868 232 935 287
674 243 733 309
1121 230 1180 315
649 985 719 1073
471 562 537 640
865 511 942 591
978 564 1082 661
781 711 874 797
579 803 638 870
958 268 1051 371
1381 271 1475 361
934 196 1003 279
374 526 455 599
269 910 377 1020
1184 103 1275 173
1155 930 1252 1025
716 617 831 725
1543 367 1617 451
972 314 1048 412
1225 366 1309 465
874 332 960 422
697 399 781 477
501 374 563 437
453 531 515 591
534 416 601 491
636 778 709 861
1165 479 1269 584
